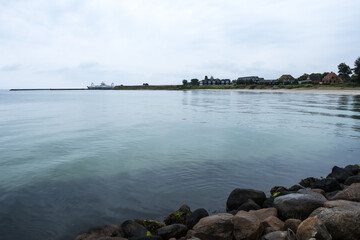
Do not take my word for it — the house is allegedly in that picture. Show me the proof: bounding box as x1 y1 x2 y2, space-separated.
200 77 231 85
307 73 322 83
322 72 343 84
235 76 264 84
279 75 295 84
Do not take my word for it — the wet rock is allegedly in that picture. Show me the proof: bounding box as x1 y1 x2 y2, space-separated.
273 192 326 220
328 166 354 183
270 186 288 196
233 210 263 240
344 175 360 185
75 225 124 240
310 178 342 192
157 224 187 240
297 216 332 240
299 177 319 188
288 185 303 192
344 164 359 175
262 198 274 208
185 208 209 229
121 220 148 239
330 183 360 202
135 220 164 235
164 205 192 225
226 188 266 211
249 208 278 222
237 199 261 211
284 218 301 234
310 200 360 240
193 213 233 240
262 216 284 232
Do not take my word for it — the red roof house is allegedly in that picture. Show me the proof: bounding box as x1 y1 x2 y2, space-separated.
322 72 343 84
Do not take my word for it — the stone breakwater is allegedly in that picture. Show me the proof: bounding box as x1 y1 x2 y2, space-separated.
76 164 360 240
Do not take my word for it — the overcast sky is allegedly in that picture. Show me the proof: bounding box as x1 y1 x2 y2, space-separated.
1 0 360 88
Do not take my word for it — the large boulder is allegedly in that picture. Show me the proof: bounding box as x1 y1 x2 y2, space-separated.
75 225 124 240
237 199 261 211
273 192 326 220
310 200 360 240
328 166 354 183
330 183 360 202
233 210 263 240
121 220 148 239
157 224 187 240
185 208 209 229
192 213 233 240
296 216 332 240
226 188 266 211
164 205 192 225
344 165 359 175
310 178 342 192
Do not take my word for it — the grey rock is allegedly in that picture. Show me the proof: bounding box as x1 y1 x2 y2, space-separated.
310 178 342 192
344 175 360 185
310 200 360 240
273 192 326 220
237 199 261 211
121 220 148 239
261 231 288 240
193 213 233 240
328 166 354 183
157 224 187 240
186 208 209 229
226 188 266 211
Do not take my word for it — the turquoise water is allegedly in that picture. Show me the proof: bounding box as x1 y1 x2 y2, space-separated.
0 90 359 239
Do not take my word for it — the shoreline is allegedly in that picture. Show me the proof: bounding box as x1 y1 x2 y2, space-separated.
76 164 360 240
199 88 360 95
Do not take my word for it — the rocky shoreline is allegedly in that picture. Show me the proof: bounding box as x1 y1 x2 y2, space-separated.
75 164 360 240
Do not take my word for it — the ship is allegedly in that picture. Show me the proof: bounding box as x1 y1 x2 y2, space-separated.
87 82 115 90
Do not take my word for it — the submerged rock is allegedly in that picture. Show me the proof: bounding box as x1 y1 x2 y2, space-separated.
226 188 266 211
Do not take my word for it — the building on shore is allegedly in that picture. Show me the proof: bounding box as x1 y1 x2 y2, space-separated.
322 72 343 84
279 74 296 85
233 76 264 84
200 77 231 85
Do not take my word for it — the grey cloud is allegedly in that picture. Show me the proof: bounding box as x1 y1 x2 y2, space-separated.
0 64 21 71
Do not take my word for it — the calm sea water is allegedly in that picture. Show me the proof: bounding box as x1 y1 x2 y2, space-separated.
0 90 359 239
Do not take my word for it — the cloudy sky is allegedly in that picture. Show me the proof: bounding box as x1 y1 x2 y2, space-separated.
1 0 360 88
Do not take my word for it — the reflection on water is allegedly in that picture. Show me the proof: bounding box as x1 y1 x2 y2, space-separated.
0 90 359 240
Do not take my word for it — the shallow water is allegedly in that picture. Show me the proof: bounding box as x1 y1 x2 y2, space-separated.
0 90 359 239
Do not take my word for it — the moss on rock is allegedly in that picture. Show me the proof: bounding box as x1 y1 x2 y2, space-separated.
164 204 192 225
135 219 165 235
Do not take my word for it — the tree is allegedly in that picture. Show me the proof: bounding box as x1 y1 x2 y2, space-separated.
190 78 199 85
204 76 208 81
354 57 360 83
297 73 309 81
338 62 352 81
182 79 188 86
